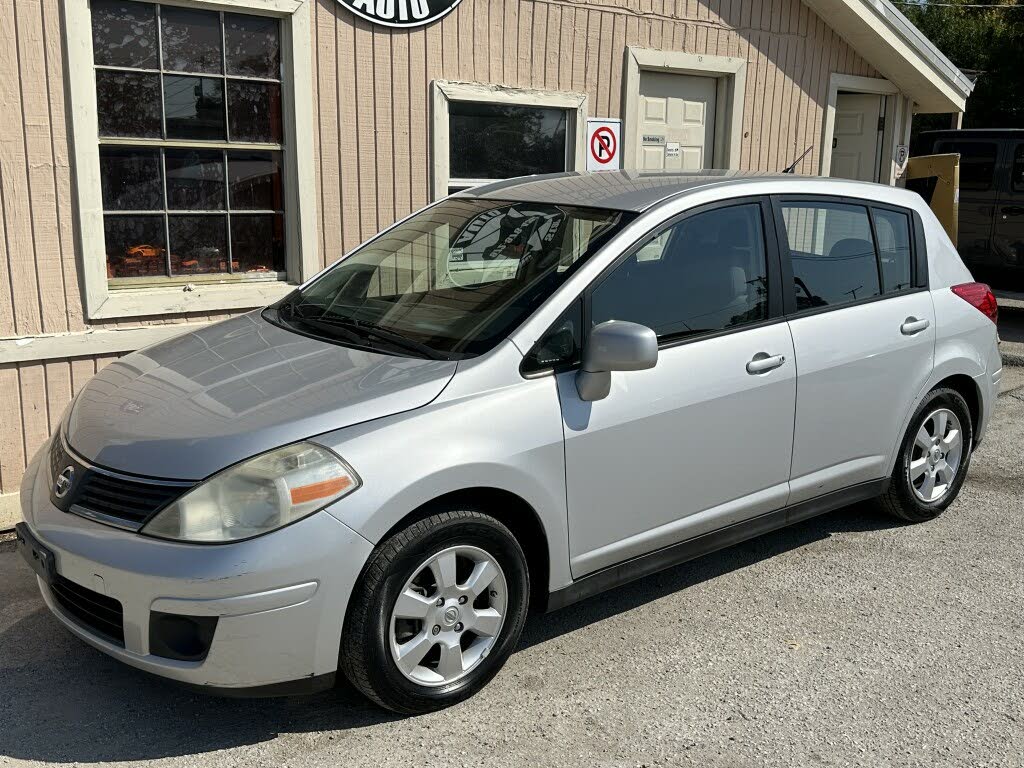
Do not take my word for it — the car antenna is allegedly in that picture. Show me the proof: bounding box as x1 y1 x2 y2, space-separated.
781 146 813 174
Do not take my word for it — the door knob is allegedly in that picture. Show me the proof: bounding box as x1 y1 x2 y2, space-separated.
746 353 786 374
900 317 930 335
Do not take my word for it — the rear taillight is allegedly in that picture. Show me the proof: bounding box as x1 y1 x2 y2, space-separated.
951 282 998 324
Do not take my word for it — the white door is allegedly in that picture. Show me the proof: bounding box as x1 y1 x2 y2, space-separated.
558 202 796 577
830 93 883 182
777 200 935 502
636 71 717 171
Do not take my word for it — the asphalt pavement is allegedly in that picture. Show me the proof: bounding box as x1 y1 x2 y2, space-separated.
1 369 1022 768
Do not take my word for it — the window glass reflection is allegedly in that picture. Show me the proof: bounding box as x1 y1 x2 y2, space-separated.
227 81 282 143
449 103 567 180
97 71 162 137
92 0 158 69
160 6 223 74
164 75 225 140
100 148 163 210
169 215 230 274
165 149 226 210
232 214 285 273
228 151 283 210
224 13 280 78
104 215 166 278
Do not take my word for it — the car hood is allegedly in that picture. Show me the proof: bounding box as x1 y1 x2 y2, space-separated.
66 311 457 480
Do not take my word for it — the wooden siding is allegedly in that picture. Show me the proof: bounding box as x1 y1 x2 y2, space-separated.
0 0 875 500
310 0 875 260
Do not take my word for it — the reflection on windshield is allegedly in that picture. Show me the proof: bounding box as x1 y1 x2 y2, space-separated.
267 198 630 359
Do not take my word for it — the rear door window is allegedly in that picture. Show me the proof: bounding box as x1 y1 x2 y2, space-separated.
779 202 880 309
934 141 998 191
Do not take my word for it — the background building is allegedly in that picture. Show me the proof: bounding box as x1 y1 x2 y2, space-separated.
0 0 973 525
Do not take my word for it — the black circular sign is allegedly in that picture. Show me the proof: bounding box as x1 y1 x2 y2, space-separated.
338 0 462 27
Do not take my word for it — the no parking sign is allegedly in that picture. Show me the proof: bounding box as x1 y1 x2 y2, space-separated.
586 119 621 172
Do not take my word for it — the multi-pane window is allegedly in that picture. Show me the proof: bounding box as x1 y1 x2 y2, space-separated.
92 0 285 283
447 102 569 195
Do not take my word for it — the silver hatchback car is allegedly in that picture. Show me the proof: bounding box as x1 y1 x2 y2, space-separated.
17 172 1001 713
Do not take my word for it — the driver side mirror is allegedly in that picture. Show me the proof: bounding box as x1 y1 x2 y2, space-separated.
575 321 658 401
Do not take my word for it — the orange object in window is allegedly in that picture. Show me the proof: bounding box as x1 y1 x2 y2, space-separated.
126 244 165 260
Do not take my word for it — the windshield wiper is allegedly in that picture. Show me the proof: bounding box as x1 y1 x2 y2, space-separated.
277 302 375 348
278 301 446 360
309 314 446 360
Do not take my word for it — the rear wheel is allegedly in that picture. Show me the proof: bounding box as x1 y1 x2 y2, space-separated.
878 387 974 523
341 508 529 713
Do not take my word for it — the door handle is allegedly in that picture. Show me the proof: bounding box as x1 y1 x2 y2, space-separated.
1002 206 1024 217
900 317 930 335
746 353 786 374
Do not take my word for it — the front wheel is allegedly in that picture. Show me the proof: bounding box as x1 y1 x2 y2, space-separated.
341 509 530 713
878 387 974 523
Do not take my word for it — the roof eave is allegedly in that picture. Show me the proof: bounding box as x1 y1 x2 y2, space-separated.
802 0 974 113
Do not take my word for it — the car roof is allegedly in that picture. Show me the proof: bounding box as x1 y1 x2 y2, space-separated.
457 170 885 213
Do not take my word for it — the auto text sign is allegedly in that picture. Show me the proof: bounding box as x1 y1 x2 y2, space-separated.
587 119 621 172
338 0 461 27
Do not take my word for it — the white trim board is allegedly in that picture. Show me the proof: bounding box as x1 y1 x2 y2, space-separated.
63 0 319 321
0 322 212 364
431 81 589 200
622 48 746 171
801 0 972 113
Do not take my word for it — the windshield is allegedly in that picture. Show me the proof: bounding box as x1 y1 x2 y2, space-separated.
267 198 631 359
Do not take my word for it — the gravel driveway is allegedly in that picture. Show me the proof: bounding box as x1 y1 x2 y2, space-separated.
2 368 1022 768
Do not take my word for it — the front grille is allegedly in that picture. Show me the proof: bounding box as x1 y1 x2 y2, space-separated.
49 435 194 530
50 575 125 646
75 472 186 527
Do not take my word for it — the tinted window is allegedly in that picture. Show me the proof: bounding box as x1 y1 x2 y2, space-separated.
934 141 997 191
449 103 567 181
273 199 630 359
522 300 583 372
873 208 913 293
780 203 880 309
1013 145 1024 192
591 204 769 339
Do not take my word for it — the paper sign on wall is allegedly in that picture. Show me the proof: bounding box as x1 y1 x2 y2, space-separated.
587 119 622 172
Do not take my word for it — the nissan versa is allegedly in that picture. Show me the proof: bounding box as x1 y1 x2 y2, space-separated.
16 171 1001 713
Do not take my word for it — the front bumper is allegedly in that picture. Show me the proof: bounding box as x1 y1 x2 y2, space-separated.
20 442 374 693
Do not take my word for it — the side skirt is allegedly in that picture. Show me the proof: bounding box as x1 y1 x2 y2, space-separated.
545 479 888 612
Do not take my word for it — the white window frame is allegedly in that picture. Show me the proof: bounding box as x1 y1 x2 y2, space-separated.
623 47 746 171
65 0 318 320
431 80 588 200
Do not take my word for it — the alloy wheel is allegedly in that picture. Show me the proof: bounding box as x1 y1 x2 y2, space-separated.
388 545 508 687
909 407 964 503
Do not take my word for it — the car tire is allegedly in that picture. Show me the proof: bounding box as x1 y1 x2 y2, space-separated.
878 387 974 523
340 508 530 714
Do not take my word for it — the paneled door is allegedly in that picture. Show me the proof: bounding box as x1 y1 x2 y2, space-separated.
830 93 883 182
636 71 717 171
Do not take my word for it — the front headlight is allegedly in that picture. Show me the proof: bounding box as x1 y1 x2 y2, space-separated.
141 442 360 543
